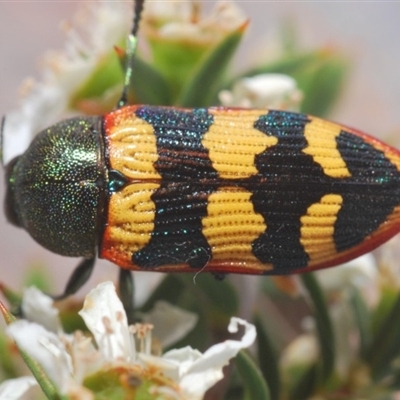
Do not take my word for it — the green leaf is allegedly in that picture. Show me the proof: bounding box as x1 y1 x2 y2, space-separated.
179 274 239 319
371 286 399 336
350 288 371 359
21 352 65 400
254 315 281 400
223 367 246 400
301 273 335 384
235 350 271 400
0 283 21 315
139 274 186 313
288 364 318 400
0 331 18 379
59 307 87 334
130 56 172 105
149 38 210 99
388 367 400 390
366 291 400 381
23 264 52 293
297 55 348 117
231 51 325 84
168 298 210 352
70 50 124 108
177 24 246 108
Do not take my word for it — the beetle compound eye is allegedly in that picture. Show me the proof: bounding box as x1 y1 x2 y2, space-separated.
4 156 22 228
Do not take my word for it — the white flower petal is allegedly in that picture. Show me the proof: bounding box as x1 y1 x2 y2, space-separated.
143 0 246 44
143 0 193 23
142 301 198 348
180 317 256 398
202 1 247 33
316 254 377 292
219 73 302 111
21 286 61 333
138 351 184 382
138 317 256 399
159 346 203 382
186 317 255 375
78 281 134 362
2 61 68 166
7 320 72 393
180 370 224 400
68 332 104 384
0 376 39 400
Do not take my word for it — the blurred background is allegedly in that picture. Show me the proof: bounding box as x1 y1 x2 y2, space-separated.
0 1 399 299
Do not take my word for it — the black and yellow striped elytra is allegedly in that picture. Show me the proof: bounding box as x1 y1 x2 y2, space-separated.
97 105 400 275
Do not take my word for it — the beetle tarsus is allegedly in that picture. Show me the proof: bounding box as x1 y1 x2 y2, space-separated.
119 269 135 324
52 257 96 301
212 273 227 281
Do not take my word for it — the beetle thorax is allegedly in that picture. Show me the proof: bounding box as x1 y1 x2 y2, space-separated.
4 117 105 257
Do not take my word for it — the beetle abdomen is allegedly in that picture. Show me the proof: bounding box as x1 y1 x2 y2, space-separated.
100 105 400 274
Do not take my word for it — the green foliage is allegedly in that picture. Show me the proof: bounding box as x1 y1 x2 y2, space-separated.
70 48 125 111
177 26 246 107
255 316 281 400
230 49 348 117
235 350 271 400
301 273 335 384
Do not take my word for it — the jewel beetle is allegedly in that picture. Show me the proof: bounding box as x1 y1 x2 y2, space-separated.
3 0 400 299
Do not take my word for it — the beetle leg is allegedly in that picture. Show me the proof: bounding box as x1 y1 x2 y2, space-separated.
52 257 96 300
119 269 135 324
212 273 227 281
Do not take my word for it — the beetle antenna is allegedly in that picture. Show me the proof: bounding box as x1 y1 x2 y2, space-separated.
117 0 145 108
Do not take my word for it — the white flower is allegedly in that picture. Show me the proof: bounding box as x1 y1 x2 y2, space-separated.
0 376 40 400
2 0 131 165
79 281 135 363
7 321 74 394
143 0 247 44
139 317 256 400
21 286 62 333
219 73 303 111
6 282 255 399
316 254 377 293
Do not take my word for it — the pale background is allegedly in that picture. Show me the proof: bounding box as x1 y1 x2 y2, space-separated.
0 1 400 301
